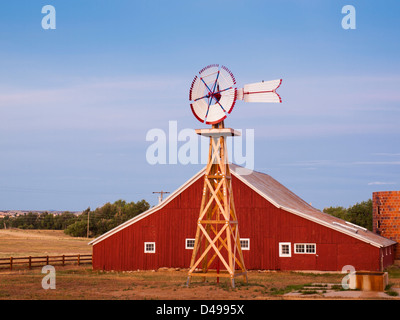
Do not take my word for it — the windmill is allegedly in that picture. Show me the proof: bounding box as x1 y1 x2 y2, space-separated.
186 64 282 287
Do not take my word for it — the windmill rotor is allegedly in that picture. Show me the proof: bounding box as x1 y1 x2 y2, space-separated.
189 64 282 124
189 64 237 125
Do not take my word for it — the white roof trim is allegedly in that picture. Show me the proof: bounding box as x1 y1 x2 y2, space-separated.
89 165 394 248
88 167 205 246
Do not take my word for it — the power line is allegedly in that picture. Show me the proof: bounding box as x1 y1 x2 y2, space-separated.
152 191 170 204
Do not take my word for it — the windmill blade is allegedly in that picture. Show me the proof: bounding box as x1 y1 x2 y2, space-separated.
241 79 282 103
190 99 227 124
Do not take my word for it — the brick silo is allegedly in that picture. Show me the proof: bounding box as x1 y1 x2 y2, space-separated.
373 191 400 259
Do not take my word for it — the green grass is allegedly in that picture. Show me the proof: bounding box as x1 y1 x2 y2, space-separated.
299 290 319 295
385 284 399 296
269 284 310 295
386 265 400 279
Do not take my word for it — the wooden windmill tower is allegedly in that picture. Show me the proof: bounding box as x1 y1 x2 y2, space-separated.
186 64 282 287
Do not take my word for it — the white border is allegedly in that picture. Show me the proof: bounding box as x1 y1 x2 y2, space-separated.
294 243 316 254
144 242 156 253
279 242 291 257
240 238 250 251
185 238 195 249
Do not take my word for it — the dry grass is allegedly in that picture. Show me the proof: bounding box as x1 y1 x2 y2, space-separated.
0 228 91 258
0 266 345 300
2 266 399 300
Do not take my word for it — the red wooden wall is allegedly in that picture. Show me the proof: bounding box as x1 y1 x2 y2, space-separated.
92 175 394 272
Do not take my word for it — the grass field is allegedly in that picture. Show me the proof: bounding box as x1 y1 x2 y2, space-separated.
0 229 399 300
0 228 91 258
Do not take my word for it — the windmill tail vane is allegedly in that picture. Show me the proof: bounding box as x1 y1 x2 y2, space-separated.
237 79 282 103
189 64 282 124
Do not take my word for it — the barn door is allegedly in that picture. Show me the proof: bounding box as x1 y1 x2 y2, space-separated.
263 237 279 270
142 225 157 269
316 244 337 271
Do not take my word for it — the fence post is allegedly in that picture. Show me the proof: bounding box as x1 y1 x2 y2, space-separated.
29 256 31 270
62 255 65 266
78 254 80 266
10 257 13 271
46 255 49 265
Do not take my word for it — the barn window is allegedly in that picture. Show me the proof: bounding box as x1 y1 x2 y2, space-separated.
295 244 305 253
306 244 316 254
279 242 291 257
144 242 155 253
295 243 316 254
185 239 195 249
240 238 250 250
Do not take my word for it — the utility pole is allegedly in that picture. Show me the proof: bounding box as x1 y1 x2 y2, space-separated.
153 191 170 204
87 210 90 238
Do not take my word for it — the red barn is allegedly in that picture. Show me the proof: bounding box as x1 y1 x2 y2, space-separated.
89 165 396 272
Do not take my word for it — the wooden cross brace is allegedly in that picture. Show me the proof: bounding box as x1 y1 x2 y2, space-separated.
187 122 248 288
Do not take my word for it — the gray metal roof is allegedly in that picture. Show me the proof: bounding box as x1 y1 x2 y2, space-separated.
230 164 396 248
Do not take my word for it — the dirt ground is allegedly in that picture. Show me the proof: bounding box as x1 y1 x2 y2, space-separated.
1 265 400 300
0 229 399 301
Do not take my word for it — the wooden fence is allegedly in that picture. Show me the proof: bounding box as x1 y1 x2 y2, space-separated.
0 254 92 270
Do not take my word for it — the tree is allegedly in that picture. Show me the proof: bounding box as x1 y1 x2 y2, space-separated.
323 206 347 221
323 199 373 231
64 199 150 237
40 212 55 229
347 199 372 231
53 212 77 229
64 220 88 237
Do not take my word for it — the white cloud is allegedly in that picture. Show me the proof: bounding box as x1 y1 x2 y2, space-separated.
283 160 400 167
367 181 396 186
0 75 189 141
353 161 400 166
372 153 400 157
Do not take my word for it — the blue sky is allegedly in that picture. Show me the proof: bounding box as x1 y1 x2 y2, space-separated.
0 0 399 211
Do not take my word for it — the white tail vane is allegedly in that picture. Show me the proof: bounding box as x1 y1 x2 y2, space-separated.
189 65 282 124
237 79 282 103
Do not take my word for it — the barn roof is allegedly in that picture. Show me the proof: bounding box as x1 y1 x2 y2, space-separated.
89 164 396 248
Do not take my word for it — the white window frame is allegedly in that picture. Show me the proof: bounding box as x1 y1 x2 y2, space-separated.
294 243 316 254
144 242 156 253
305 243 316 254
279 242 291 257
185 238 195 249
240 238 250 251
294 243 305 254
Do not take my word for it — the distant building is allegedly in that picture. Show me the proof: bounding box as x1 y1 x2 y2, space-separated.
373 191 400 259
